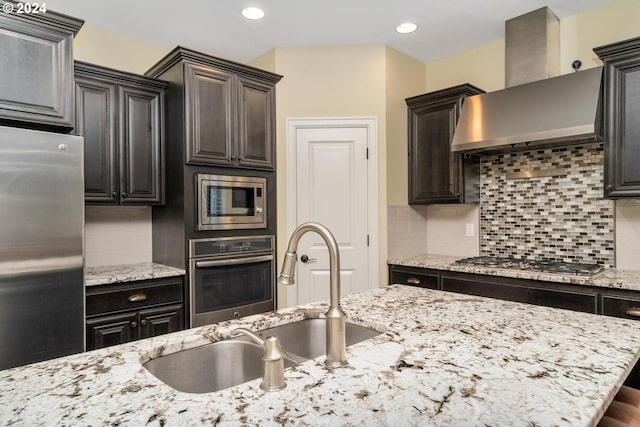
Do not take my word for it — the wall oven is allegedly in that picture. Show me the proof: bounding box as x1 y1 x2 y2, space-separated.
188 235 275 327
196 174 266 230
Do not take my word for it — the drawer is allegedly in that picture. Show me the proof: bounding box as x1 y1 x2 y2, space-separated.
389 266 439 289
601 294 640 321
441 275 598 314
86 277 184 317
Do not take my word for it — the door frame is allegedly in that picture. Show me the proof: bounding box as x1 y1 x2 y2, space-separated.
285 117 379 306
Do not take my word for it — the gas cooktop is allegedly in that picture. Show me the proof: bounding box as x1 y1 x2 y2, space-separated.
455 256 605 277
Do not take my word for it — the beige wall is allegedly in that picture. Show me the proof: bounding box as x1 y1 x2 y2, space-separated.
249 49 277 73
560 0 640 74
426 39 505 93
384 47 426 206
74 24 169 74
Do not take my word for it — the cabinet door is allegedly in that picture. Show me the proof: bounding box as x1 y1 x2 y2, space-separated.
74 77 119 203
118 84 164 204
409 101 457 203
604 55 640 197
139 304 185 339
185 63 234 167
86 312 137 351
0 13 77 131
406 85 483 205
236 77 275 170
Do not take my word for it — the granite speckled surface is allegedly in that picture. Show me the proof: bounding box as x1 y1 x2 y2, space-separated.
2 285 640 426
85 262 186 287
388 254 640 291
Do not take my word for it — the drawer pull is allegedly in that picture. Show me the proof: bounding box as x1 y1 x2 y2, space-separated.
128 293 147 303
407 277 421 285
625 307 640 317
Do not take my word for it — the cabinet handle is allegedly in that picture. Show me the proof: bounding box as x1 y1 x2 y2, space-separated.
140 319 147 326
605 185 613 191
407 277 421 285
121 192 128 199
128 293 147 303
111 191 118 198
625 307 640 317
131 321 138 328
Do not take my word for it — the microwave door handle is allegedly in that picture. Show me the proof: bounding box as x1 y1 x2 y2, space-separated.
195 255 273 268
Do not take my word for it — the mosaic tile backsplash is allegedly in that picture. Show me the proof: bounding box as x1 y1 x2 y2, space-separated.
480 142 614 267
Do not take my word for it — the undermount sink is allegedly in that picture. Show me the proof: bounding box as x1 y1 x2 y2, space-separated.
143 318 381 393
143 340 298 393
242 318 382 360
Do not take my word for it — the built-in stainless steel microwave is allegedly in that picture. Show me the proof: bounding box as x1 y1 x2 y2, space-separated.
196 174 266 230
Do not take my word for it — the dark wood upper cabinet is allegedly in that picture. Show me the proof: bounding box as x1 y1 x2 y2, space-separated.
146 46 282 171
406 84 484 204
74 62 166 205
595 37 640 198
237 76 275 169
0 1 83 132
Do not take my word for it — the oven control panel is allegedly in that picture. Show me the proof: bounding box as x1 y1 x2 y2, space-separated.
189 235 275 258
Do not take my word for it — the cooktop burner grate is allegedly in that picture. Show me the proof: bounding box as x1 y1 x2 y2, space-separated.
455 256 604 276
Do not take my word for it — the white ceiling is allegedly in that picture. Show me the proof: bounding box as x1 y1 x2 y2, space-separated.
50 0 616 64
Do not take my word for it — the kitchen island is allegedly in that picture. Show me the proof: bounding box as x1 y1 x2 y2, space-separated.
1 285 639 426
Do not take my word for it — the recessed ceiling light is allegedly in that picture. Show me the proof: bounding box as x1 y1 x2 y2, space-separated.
242 7 265 20
396 22 418 34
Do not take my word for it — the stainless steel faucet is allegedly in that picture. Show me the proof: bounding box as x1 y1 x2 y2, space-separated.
232 328 286 391
277 222 347 368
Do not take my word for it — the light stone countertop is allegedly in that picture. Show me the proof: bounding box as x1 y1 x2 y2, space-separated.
85 262 186 287
1 285 640 426
388 254 640 291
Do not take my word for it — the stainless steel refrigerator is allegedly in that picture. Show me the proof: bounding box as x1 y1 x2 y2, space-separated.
0 125 84 370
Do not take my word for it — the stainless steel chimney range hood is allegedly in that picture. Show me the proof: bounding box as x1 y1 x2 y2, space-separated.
451 7 604 154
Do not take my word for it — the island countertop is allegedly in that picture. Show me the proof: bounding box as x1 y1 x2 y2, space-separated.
2 285 640 426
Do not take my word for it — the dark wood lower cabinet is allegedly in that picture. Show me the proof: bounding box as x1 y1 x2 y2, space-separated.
440 272 598 314
388 265 440 289
388 264 640 320
85 277 185 351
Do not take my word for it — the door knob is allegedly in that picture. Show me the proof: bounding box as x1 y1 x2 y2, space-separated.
300 254 316 263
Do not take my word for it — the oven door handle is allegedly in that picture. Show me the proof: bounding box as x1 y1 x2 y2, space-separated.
195 255 273 268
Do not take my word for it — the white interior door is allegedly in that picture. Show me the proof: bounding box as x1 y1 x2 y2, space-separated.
286 118 378 306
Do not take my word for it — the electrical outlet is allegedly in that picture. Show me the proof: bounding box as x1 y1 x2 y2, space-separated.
465 223 475 237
